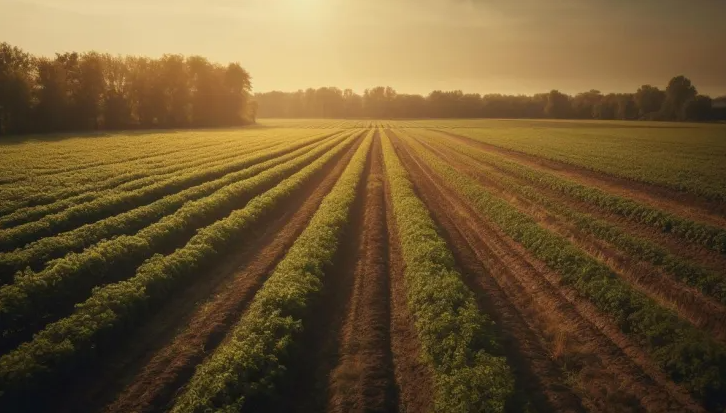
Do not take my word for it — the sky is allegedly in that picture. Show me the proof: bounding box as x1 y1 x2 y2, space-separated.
2 0 725 96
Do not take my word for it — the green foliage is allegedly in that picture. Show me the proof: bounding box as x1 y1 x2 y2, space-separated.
0 134 356 358
0 135 356 395
402 131 726 411
170 131 373 413
426 132 726 302
0 131 338 278
447 124 726 202
0 132 346 253
423 129 726 254
0 131 299 223
381 132 513 412
0 42 253 136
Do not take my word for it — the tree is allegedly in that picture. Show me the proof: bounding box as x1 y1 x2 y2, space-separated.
572 90 603 119
662 75 697 120
35 56 71 132
363 86 396 118
634 85 666 118
544 90 571 119
0 42 255 137
102 54 131 129
682 95 713 121
222 62 252 124
712 96 726 121
614 94 637 120
74 52 106 130
0 42 34 134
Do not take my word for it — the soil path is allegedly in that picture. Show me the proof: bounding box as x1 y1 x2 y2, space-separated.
55 135 362 413
412 133 726 342
390 131 704 413
327 134 398 413
433 129 726 227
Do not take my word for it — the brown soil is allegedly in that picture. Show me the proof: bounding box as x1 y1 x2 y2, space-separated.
54 135 363 413
390 131 704 413
1 132 341 249
383 142 435 413
393 139 588 412
427 132 726 274
257 134 373 413
327 134 398 413
1 138 229 185
433 129 726 227
413 134 726 342
253 132 434 413
0 137 354 353
0 137 276 220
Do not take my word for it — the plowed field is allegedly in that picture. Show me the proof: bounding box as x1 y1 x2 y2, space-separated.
1 119 725 413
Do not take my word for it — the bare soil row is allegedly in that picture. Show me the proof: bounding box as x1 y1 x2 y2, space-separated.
390 131 703 413
411 134 726 342
52 134 363 413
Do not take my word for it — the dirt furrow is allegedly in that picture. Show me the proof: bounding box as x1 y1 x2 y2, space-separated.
383 146 435 413
393 144 587 412
427 132 726 274
391 133 704 413
328 134 398 413
434 129 726 227
53 136 364 413
414 135 726 342
258 135 372 413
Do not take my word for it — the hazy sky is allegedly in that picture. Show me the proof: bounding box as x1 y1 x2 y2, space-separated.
2 0 725 96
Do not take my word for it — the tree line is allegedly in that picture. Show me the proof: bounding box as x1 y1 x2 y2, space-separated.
255 77 725 121
2 41 724 137
0 42 255 136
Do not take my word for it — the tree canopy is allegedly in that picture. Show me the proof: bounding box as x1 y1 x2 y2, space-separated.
1 41 722 137
0 43 254 136
255 76 720 122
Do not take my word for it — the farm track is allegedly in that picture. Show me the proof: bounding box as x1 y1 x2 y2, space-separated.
434 130 726 226
272 134 398 413
390 131 704 413
241 132 433 413
396 137 587 412
411 134 726 341
50 133 363 413
262 136 373 413
326 135 397 413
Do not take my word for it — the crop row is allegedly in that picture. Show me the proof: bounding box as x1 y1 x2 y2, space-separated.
0 131 360 408
0 133 231 186
0 130 316 217
170 130 373 413
381 131 513 412
0 134 353 348
0 135 345 279
422 130 726 254
422 133 726 304
0 131 331 227
0 131 342 252
0 133 291 223
444 127 726 202
400 130 726 411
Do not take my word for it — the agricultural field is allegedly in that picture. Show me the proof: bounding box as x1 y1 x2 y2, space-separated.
0 119 725 413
